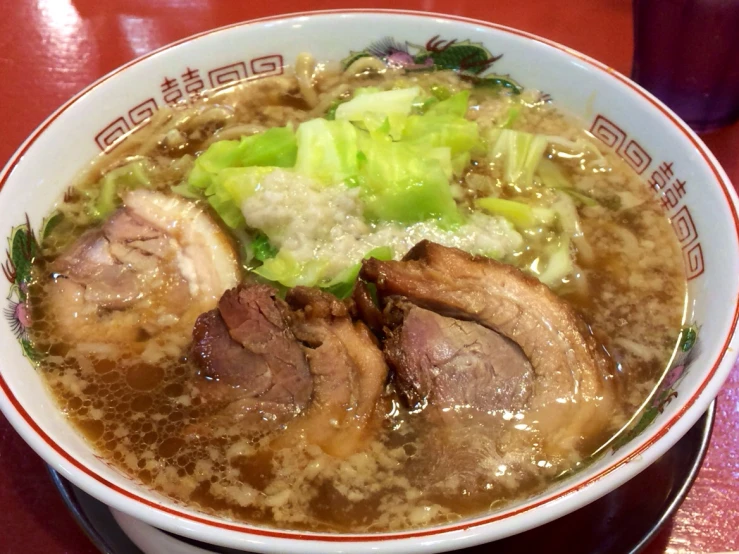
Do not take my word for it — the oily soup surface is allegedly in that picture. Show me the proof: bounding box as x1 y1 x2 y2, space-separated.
28 62 686 532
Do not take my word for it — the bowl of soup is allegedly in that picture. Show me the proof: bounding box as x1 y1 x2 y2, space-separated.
0 9 737 553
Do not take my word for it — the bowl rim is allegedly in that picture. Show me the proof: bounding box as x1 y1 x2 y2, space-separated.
1 7 738 548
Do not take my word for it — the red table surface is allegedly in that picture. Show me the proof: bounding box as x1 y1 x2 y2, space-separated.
0 1 737 553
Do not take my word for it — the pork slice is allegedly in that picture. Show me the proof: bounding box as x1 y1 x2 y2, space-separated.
270 287 389 458
46 191 239 345
385 304 533 414
349 281 385 336
52 220 147 310
361 240 618 448
187 285 313 437
216 285 312 407
191 310 272 398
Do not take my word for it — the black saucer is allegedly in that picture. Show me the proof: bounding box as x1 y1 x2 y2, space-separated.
48 401 715 554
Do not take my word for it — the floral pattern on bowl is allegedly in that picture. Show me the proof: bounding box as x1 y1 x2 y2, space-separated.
3 213 63 362
341 35 527 96
612 325 699 451
4 217 39 361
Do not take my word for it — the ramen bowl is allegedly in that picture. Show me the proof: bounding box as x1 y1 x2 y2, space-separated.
0 10 737 553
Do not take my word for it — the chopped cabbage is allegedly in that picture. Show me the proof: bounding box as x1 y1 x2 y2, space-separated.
424 90 470 118
189 126 296 191
537 158 598 207
253 251 317 288
359 138 460 224
322 246 393 299
430 84 452 100
499 106 521 129
204 166 277 229
240 126 298 167
294 118 359 185
335 86 420 120
253 246 392 292
91 159 151 220
402 114 480 157
402 91 481 157
489 129 548 188
534 238 574 287
335 86 420 140
475 197 554 229
536 158 570 189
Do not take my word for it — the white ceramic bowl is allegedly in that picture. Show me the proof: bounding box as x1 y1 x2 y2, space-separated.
1 10 737 554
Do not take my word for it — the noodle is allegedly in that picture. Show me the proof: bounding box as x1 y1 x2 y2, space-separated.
344 56 387 76
295 52 319 108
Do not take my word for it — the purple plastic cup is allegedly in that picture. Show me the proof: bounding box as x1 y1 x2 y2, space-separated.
632 0 739 133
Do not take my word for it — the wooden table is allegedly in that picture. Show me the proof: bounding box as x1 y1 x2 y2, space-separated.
0 1 737 552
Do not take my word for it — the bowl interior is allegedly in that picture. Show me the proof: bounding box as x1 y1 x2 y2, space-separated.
0 10 737 553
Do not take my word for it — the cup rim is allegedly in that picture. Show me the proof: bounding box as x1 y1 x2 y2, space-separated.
0 7 737 549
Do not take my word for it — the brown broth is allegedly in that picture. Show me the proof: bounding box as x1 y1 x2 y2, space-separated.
27 65 687 532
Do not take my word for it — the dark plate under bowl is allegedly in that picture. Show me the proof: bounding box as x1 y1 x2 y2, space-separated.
48 400 716 554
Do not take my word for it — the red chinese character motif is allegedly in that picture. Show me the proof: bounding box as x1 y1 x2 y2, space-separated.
181 67 205 95
649 161 687 214
94 117 130 152
588 115 703 281
161 76 183 105
648 169 667 193
648 161 673 193
661 189 680 212
671 206 698 245
659 161 675 179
